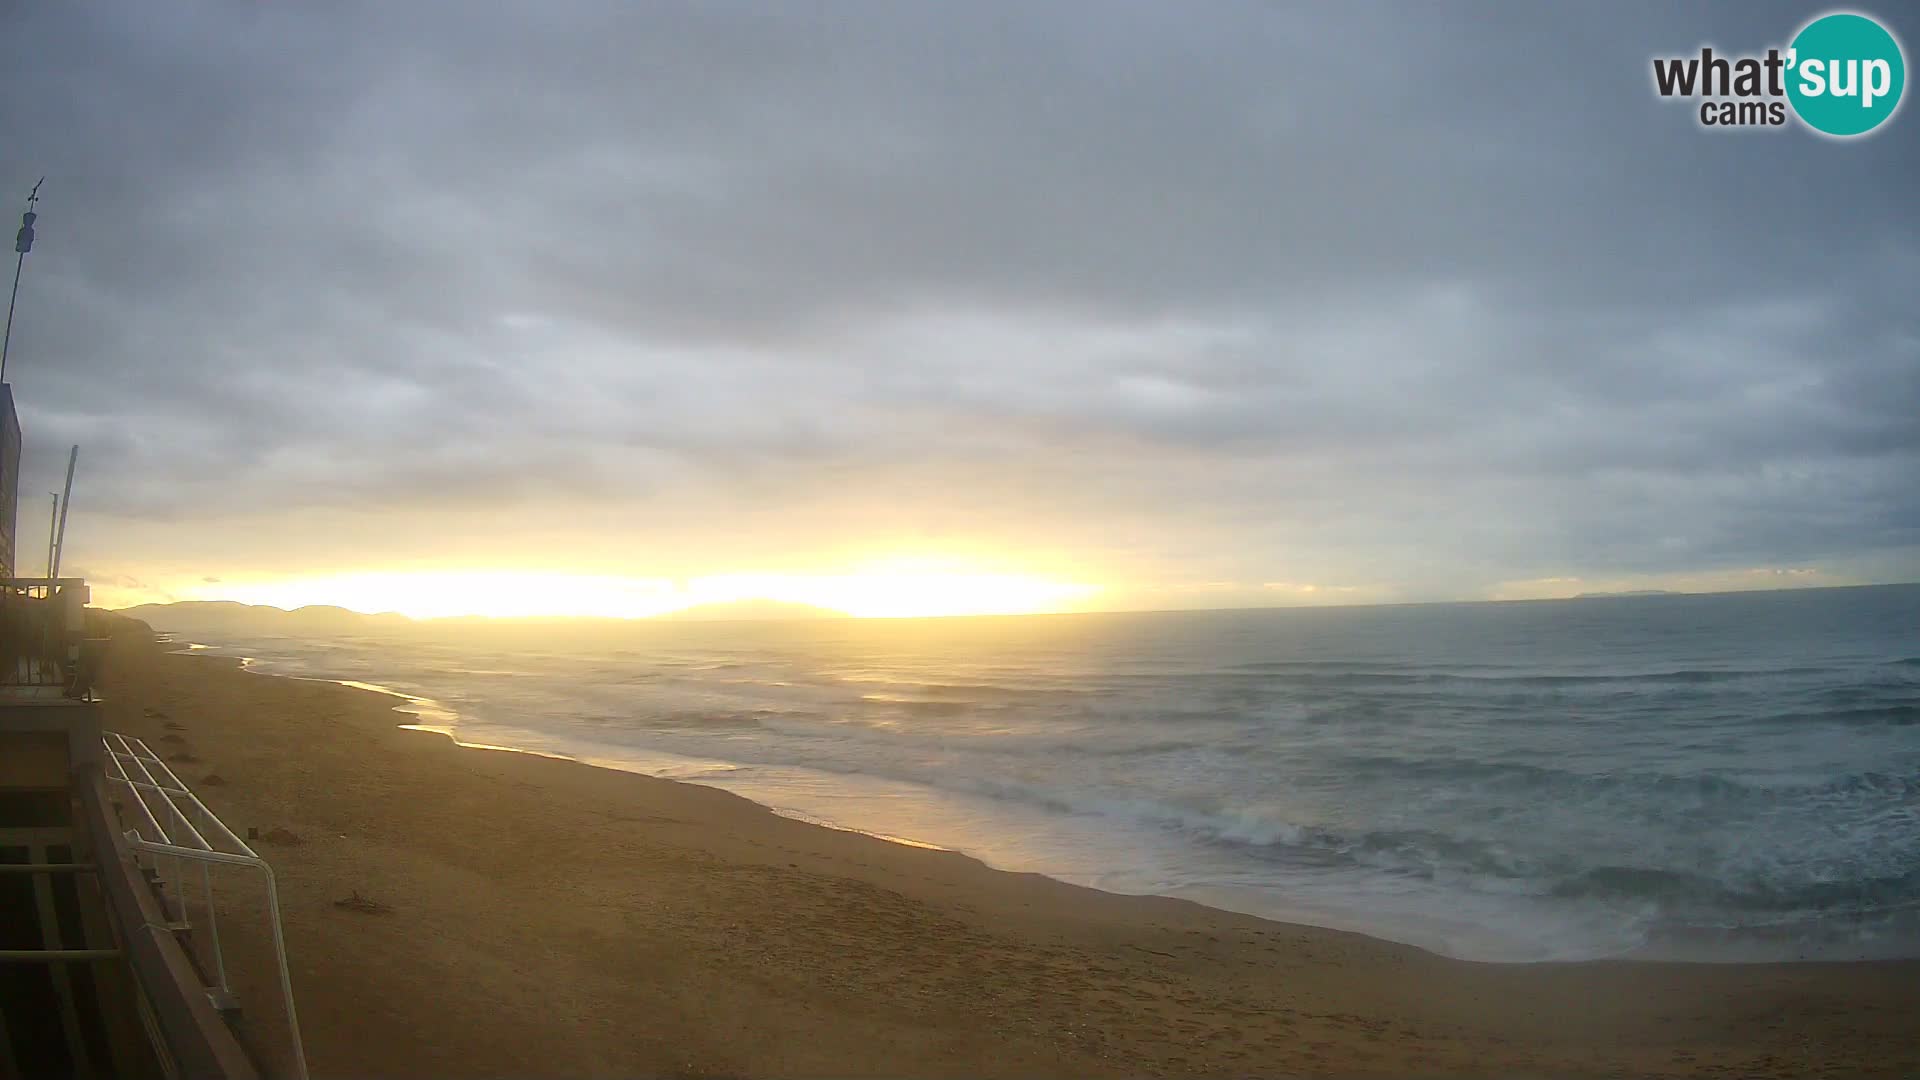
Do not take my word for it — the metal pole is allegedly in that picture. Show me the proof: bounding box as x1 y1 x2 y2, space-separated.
1 250 23 383
199 860 231 999
51 444 74 579
1 181 42 583
1 179 43 385
259 863 310 1080
46 492 57 577
39 492 57 681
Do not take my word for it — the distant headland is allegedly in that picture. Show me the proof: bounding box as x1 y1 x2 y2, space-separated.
112 597 850 635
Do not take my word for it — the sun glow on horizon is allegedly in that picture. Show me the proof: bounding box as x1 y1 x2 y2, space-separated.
182 565 1103 621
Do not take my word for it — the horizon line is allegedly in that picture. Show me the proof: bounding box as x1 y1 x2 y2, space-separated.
108 579 1920 625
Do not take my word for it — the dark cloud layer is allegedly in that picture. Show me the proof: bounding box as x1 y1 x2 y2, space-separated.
0 1 1914 602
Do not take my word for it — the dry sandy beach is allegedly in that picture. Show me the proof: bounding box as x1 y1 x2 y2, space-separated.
94 617 1919 1079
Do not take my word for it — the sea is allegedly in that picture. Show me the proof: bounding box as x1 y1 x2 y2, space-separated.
160 584 1919 964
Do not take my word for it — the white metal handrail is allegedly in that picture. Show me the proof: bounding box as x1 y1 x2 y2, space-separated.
103 732 309 1080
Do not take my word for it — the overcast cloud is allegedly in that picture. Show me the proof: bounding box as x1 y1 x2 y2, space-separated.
0 1 1914 611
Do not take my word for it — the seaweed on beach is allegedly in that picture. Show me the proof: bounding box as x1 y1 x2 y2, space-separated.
333 890 392 915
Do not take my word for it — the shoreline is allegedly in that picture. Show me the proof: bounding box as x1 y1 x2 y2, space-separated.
174 636 1598 965
177 638 965 852
108 620 1920 1077
161 631 1917 968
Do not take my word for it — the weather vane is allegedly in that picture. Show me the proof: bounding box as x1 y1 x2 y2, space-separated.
3 177 44 383
17 178 42 251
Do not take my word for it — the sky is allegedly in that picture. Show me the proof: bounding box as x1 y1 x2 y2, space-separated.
0 2 1914 618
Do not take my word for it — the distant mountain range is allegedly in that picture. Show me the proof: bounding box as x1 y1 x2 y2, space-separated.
115 601 415 637
113 597 849 636
1571 589 1683 599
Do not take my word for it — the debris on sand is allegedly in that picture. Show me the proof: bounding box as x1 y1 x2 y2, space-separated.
162 721 186 731
259 827 304 846
199 774 228 787
333 891 392 915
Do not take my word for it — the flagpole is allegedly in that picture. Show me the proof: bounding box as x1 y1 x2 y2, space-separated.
1 178 43 385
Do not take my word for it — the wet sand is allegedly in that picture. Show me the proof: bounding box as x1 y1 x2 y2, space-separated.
96 619 1920 1078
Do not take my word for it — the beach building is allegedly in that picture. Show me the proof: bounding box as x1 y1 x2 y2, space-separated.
0 406 298 1073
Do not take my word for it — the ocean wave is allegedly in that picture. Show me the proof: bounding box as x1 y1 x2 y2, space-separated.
1010 788 1920 921
1757 704 1920 727
582 708 768 730
744 710 1223 762
1323 751 1920 799
1222 660 1512 673
858 695 975 714
1550 864 1920 916
1221 666 1845 689
1152 810 1920 919
830 677 1088 702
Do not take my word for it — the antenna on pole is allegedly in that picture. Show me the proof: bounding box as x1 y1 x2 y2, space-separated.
51 444 75 579
2 178 44 385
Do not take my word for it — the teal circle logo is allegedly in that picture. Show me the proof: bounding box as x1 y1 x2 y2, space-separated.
1787 12 1906 136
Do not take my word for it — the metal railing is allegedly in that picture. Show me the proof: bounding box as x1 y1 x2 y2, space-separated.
102 732 309 1080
